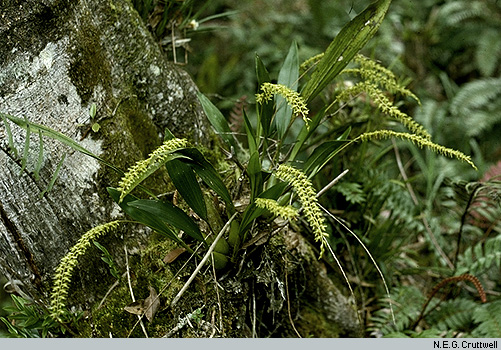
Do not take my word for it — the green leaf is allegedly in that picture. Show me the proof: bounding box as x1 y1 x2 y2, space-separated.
302 0 392 102
242 108 257 155
175 148 234 212
247 151 264 201
239 182 288 235
255 54 274 138
197 92 238 154
107 187 182 243
1 112 122 174
303 140 348 178
275 41 299 138
288 107 326 161
129 199 205 243
166 158 208 221
0 113 18 158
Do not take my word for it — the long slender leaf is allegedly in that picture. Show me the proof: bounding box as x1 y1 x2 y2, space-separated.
302 0 392 102
0 113 18 158
107 187 182 244
34 130 44 181
242 109 257 155
288 107 327 161
129 199 205 242
40 154 66 197
303 140 349 178
20 120 30 175
255 54 274 138
275 41 299 138
1 112 122 174
166 158 208 221
197 92 238 154
175 148 234 212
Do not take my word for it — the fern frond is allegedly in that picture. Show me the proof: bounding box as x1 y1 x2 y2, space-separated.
50 220 121 319
438 1 488 26
117 138 187 203
456 234 501 276
357 130 477 170
472 299 501 337
428 298 477 333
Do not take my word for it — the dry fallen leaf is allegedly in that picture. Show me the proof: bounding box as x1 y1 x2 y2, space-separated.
144 286 160 322
124 300 145 315
123 286 160 322
163 247 186 264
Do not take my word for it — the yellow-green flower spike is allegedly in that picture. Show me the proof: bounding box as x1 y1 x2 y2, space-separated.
255 198 298 220
358 130 477 170
256 83 311 127
117 138 187 202
50 221 121 319
274 164 328 257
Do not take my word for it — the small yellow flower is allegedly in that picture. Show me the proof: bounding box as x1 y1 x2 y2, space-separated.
117 138 187 202
255 198 298 220
50 221 121 319
357 130 477 170
256 83 311 127
274 164 328 257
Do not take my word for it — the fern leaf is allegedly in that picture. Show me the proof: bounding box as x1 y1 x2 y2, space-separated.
472 300 501 337
456 234 501 276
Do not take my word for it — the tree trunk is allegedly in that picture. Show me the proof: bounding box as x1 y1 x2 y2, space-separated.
0 0 209 302
0 0 361 337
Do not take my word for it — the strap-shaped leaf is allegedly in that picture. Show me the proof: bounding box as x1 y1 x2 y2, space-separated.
197 92 238 154
175 148 234 213
303 138 350 178
107 187 182 244
166 158 208 221
255 54 274 138
275 41 299 138
302 0 392 102
129 199 205 243
1 112 121 174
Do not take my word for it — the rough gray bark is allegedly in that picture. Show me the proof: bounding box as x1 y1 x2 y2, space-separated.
0 0 362 337
0 0 209 303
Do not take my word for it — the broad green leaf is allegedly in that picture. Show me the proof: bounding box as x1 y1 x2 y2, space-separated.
197 92 238 154
107 187 182 243
174 148 234 213
166 158 208 221
275 41 299 138
302 0 392 102
129 199 205 242
303 140 349 178
255 54 274 138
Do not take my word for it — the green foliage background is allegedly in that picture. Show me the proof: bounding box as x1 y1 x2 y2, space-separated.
1 0 500 337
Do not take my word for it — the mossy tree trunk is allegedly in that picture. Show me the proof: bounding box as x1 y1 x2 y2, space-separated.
0 0 209 304
0 0 361 337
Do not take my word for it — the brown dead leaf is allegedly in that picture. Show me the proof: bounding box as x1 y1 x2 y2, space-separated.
124 300 145 315
123 286 160 322
144 286 160 322
163 247 186 264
